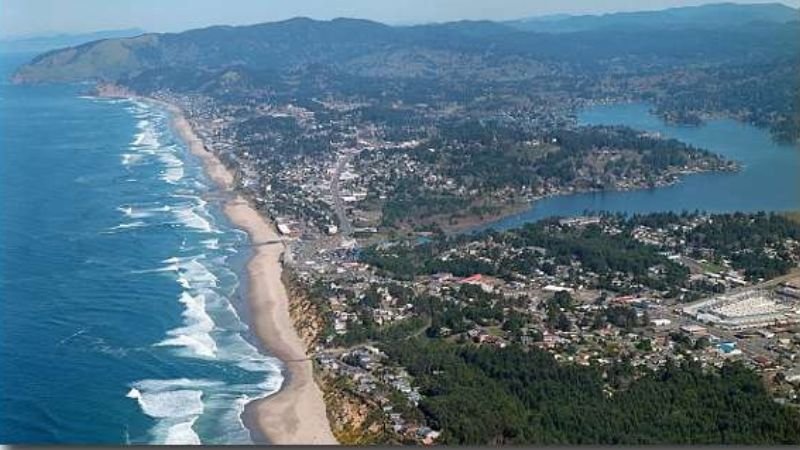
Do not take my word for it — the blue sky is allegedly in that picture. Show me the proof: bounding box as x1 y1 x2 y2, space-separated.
1 0 797 38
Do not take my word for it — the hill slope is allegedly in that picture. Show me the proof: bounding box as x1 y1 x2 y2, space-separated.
0 28 146 54
506 2 798 33
11 15 799 84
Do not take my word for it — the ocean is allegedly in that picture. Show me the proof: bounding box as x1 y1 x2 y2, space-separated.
0 53 282 444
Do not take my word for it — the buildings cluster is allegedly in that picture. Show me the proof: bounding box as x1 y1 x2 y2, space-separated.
682 287 800 330
150 90 800 442
315 345 431 444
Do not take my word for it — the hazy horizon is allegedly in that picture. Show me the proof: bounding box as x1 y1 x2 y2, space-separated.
1 0 798 38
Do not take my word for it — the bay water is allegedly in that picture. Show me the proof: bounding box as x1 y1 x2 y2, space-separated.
483 103 800 231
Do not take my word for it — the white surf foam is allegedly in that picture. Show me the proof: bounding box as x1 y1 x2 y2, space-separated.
162 166 185 184
156 333 217 359
118 204 172 219
134 132 158 151
103 221 147 233
126 378 224 445
179 258 219 289
126 386 203 419
228 396 255 444
111 111 286 440
130 121 159 150
201 238 220 250
162 417 202 445
156 292 218 359
173 205 217 234
121 153 144 166
131 378 223 392
162 255 198 265
129 99 151 111
159 151 184 166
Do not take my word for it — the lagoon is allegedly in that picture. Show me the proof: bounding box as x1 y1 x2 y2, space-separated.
482 103 799 232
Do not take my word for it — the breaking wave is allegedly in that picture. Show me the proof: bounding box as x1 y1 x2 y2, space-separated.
172 203 218 234
156 291 218 358
117 204 172 219
126 379 223 445
103 221 147 233
114 98 283 444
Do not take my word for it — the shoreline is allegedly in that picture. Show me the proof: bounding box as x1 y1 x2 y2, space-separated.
427 164 737 236
115 88 337 444
102 88 743 445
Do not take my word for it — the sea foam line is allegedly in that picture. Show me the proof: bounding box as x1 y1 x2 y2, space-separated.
155 291 218 359
172 204 220 234
120 100 283 444
126 378 221 445
102 221 148 234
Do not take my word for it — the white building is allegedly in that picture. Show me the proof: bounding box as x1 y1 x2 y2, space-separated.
277 223 292 235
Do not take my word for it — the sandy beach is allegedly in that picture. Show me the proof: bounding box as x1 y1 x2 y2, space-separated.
167 103 338 445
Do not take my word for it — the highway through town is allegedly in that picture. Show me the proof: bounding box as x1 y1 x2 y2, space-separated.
331 152 355 237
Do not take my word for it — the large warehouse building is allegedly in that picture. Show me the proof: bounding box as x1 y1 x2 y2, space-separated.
682 289 800 330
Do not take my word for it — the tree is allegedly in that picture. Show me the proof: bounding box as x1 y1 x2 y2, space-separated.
556 312 572 332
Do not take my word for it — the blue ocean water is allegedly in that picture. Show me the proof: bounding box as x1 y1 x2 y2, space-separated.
480 103 800 231
0 53 282 444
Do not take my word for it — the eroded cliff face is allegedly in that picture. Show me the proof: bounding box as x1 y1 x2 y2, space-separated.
321 378 386 445
282 269 388 444
282 270 327 352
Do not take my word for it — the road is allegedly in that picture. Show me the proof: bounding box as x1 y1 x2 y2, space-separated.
663 309 778 360
330 152 355 237
316 317 432 359
659 270 800 361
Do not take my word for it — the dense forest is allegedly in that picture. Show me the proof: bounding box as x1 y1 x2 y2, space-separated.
362 217 688 289
430 123 728 189
384 339 800 444
373 123 731 228
628 211 800 281
362 212 800 295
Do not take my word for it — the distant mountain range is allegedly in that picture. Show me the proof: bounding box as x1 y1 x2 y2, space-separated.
506 2 798 32
0 28 146 54
10 2 800 85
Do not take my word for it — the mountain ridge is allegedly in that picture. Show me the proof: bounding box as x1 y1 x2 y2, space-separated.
0 28 147 54
506 2 798 33
12 9 799 85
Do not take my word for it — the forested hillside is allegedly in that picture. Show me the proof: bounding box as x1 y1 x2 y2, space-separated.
11 5 800 142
